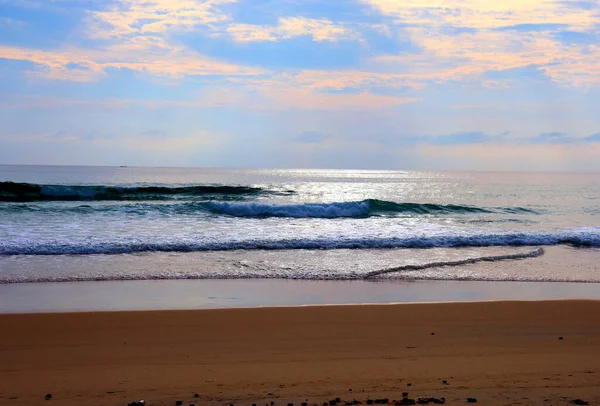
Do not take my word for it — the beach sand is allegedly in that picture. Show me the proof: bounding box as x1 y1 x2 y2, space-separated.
1 300 599 406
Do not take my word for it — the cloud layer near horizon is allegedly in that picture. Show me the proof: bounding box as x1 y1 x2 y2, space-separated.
1 0 600 170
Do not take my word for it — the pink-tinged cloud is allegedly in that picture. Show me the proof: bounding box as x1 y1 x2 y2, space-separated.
362 0 598 30
374 29 600 87
0 42 264 81
87 0 237 39
227 17 361 42
413 143 600 171
158 85 419 111
0 95 130 109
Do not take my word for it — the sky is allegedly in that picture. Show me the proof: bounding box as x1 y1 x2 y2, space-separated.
1 0 600 170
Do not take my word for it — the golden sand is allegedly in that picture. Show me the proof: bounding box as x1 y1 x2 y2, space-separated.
1 300 599 405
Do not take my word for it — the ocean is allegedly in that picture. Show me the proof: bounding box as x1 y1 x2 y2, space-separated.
1 165 599 287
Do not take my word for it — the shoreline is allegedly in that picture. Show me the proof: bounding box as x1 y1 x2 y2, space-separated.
1 300 600 406
2 278 600 314
3 297 600 316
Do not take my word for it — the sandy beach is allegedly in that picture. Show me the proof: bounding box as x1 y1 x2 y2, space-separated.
1 300 600 406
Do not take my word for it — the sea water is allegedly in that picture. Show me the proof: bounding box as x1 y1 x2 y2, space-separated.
1 165 599 284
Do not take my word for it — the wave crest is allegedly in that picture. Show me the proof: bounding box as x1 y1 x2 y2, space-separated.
0 181 280 201
1 228 599 255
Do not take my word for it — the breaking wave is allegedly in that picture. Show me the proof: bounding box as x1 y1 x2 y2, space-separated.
1 228 598 255
0 181 287 201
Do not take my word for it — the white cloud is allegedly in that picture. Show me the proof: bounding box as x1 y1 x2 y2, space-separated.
361 0 598 30
0 39 263 82
87 0 236 39
227 17 361 42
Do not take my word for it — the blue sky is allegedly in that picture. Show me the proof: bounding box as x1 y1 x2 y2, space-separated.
1 0 600 170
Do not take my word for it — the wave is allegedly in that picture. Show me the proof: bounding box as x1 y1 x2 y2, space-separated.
0 198 536 218
0 181 285 201
204 200 529 218
1 228 598 255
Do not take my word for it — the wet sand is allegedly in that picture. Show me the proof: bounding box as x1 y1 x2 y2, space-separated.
3 279 600 313
1 300 600 405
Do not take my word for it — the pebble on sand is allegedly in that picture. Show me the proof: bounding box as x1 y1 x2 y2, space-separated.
466 398 477 403
45 394 52 400
416 397 445 404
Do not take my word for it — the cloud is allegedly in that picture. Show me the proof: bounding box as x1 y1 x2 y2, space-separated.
358 0 600 87
0 0 265 82
433 131 489 145
5 127 224 150
0 17 27 28
513 132 600 144
0 95 130 109
584 133 600 142
361 0 598 30
410 142 600 171
374 28 600 87
530 132 571 144
1 85 417 112
259 87 418 111
0 41 264 81
338 130 600 147
293 130 327 144
227 17 361 42
86 0 236 39
139 129 168 138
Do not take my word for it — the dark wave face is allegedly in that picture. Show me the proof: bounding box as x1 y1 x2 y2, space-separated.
202 199 534 218
0 198 538 218
0 199 537 218
0 181 286 201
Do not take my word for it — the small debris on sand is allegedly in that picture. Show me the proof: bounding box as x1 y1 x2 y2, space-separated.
416 398 445 405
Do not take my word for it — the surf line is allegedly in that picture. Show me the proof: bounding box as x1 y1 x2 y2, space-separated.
363 247 545 279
